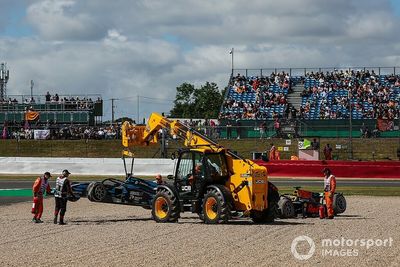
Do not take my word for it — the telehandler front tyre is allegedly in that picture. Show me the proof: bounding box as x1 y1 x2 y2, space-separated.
202 188 230 224
152 189 180 223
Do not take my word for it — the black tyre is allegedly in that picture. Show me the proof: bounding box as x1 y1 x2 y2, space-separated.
202 188 231 224
88 182 107 202
333 193 347 215
278 197 295 218
152 189 180 223
86 182 96 201
251 202 277 223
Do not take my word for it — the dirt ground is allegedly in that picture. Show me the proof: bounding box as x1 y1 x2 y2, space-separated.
0 196 398 267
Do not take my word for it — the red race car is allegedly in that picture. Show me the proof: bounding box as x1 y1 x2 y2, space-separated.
278 187 346 218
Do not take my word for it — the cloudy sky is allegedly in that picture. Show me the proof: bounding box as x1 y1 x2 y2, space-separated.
1 0 400 120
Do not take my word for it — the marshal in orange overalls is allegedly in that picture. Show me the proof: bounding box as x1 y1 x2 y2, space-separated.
269 145 277 160
323 168 336 219
32 173 52 223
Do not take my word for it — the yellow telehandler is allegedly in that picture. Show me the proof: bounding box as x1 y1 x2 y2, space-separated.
122 113 280 224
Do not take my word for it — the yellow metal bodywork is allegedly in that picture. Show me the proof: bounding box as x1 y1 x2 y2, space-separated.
121 112 270 213
226 157 268 212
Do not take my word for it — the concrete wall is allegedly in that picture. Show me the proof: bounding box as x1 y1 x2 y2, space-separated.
0 157 176 176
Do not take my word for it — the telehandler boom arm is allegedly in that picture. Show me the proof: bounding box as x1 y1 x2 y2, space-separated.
122 112 242 160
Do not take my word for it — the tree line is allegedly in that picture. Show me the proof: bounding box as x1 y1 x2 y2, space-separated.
169 82 226 119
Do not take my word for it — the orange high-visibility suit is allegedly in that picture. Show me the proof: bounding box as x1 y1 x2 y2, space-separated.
269 146 277 160
324 174 336 218
32 177 51 220
274 150 281 160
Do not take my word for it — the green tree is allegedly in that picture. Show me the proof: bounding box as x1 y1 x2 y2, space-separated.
170 82 225 118
193 82 223 118
169 83 195 118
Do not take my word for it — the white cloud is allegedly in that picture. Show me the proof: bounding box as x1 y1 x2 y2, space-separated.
27 0 103 40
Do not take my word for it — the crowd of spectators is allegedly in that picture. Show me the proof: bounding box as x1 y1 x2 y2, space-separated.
0 92 102 111
217 69 399 121
299 69 399 120
179 118 221 139
2 118 224 141
219 72 291 120
2 121 119 140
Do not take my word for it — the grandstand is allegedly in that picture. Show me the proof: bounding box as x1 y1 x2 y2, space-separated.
0 63 103 135
0 94 103 128
219 67 400 138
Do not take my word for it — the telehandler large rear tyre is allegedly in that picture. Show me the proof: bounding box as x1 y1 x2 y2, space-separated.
202 188 230 224
251 202 277 223
152 189 180 223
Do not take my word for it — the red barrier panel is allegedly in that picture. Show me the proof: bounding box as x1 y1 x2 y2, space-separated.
254 160 400 179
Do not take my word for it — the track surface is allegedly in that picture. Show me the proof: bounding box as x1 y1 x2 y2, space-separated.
0 196 398 266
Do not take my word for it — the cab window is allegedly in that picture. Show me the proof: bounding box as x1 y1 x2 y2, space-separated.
204 153 228 178
176 152 193 181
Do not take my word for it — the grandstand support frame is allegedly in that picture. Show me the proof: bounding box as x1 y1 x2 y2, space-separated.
348 90 353 159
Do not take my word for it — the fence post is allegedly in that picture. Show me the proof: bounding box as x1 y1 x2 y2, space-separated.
16 138 20 156
86 139 89 157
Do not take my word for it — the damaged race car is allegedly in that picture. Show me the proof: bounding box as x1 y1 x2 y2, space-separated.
71 176 157 209
277 187 347 218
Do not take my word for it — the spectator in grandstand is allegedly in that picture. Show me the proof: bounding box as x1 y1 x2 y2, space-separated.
97 128 105 139
274 119 281 138
226 122 232 139
323 144 333 160
259 121 267 139
311 138 320 150
236 120 241 139
363 126 371 138
2 126 7 139
45 92 51 102
372 126 380 138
